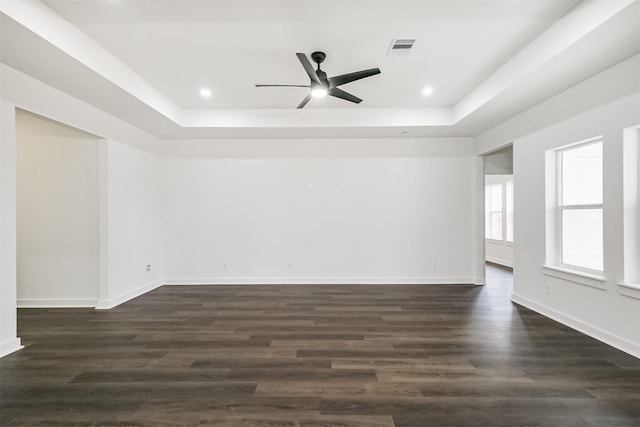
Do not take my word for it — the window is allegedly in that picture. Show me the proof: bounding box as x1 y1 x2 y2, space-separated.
485 184 503 240
485 178 514 242
556 139 603 272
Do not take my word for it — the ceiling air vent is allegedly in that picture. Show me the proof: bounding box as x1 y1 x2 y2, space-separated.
388 38 416 56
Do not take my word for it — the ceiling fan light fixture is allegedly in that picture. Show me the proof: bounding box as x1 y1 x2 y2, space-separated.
256 52 381 108
311 87 328 98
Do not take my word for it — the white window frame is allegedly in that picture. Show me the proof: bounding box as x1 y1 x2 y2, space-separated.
505 180 514 243
619 125 640 299
556 138 603 273
485 183 504 241
544 137 605 286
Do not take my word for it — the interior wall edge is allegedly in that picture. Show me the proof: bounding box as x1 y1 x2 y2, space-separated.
0 100 19 358
95 279 162 310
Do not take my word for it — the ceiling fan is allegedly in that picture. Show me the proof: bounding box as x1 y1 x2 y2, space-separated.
255 51 381 109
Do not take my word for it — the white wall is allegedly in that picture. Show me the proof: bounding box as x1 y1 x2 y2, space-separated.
162 138 480 284
476 54 640 155
476 55 640 357
0 100 22 357
485 174 514 268
0 65 163 354
485 240 513 268
16 112 100 307
510 94 639 357
484 146 513 175
98 139 163 308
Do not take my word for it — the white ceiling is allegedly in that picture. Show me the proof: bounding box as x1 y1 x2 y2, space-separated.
1 0 639 138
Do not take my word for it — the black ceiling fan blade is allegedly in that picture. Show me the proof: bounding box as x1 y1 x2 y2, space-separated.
255 84 310 87
329 87 362 104
328 68 381 88
296 53 322 85
296 94 313 109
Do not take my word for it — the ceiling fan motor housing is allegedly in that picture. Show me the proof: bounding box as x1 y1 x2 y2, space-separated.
311 52 329 87
315 70 328 86
311 51 326 64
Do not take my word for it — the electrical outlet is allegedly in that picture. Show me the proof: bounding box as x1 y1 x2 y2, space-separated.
287 260 293 270
546 282 552 294
146 264 151 272
223 261 229 270
432 261 437 270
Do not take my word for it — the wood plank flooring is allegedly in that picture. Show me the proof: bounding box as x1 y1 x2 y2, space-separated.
1 266 639 426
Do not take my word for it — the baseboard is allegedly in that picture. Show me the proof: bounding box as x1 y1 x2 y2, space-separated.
511 293 640 359
163 276 476 285
486 256 513 268
95 279 162 310
0 337 23 358
17 298 97 308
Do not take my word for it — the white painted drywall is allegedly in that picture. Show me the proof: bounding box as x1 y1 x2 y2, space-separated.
16 112 100 307
0 64 158 150
98 138 163 308
485 174 514 268
0 66 163 351
161 138 479 284
485 240 514 268
512 94 639 356
0 100 22 357
476 55 640 357
476 54 640 155
484 146 513 175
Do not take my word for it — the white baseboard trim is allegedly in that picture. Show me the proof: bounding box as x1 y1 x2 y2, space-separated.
163 276 476 285
511 293 640 359
486 256 514 268
17 298 97 308
95 279 162 310
0 337 23 358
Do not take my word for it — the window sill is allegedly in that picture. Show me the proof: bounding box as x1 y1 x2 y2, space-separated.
485 239 514 246
618 283 640 300
542 265 607 290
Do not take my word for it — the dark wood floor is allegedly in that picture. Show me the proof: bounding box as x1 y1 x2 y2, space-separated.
1 266 639 426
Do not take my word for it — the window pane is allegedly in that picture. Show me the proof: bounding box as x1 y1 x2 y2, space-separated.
506 181 514 242
562 142 602 205
489 212 503 240
489 185 502 211
485 186 491 238
562 208 603 271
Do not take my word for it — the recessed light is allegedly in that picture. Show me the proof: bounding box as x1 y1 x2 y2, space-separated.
422 86 434 97
199 88 212 98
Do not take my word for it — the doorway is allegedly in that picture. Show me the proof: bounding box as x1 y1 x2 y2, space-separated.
482 144 514 288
